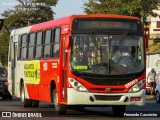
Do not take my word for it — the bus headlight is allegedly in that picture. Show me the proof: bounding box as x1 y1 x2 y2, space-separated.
128 79 145 92
68 78 88 92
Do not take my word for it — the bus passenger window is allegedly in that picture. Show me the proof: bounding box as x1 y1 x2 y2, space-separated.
17 36 21 60
44 29 52 58
9 36 13 62
20 34 27 60
28 33 35 60
35 31 43 59
53 28 60 58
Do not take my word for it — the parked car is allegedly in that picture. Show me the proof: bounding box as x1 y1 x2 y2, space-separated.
0 65 12 100
155 80 160 103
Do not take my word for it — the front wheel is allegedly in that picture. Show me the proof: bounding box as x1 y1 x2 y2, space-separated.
52 89 67 114
155 91 160 103
20 82 32 107
112 105 126 117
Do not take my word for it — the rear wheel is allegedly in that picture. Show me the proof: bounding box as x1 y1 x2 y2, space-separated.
2 94 12 100
2 95 8 100
112 105 126 117
20 82 32 107
32 100 39 107
8 94 12 101
52 89 67 114
155 91 160 103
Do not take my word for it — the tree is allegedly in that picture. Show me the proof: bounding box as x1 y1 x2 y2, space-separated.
0 0 58 66
83 0 160 19
2 0 58 28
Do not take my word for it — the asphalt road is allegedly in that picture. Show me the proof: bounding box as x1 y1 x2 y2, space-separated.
0 95 159 120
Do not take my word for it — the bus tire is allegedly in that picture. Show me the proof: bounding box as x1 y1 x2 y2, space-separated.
32 100 39 107
20 82 32 107
8 94 12 101
112 105 126 117
2 95 8 100
155 91 160 103
52 89 67 114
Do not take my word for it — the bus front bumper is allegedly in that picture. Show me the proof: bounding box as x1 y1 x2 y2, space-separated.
67 88 145 106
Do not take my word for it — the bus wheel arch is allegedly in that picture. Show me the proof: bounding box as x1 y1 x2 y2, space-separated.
50 80 56 102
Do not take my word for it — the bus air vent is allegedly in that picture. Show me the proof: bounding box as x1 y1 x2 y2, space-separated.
94 95 122 101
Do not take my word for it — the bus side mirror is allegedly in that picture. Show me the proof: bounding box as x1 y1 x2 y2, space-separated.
65 36 71 50
0 19 4 30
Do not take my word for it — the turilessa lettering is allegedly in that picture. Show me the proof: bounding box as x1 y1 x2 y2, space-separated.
24 64 34 69
24 71 35 77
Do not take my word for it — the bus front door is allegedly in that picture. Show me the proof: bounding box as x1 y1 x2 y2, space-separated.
60 34 69 103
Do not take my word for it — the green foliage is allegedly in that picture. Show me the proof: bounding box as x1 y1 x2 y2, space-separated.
153 41 157 45
84 0 160 19
0 31 9 65
2 0 58 28
0 0 58 65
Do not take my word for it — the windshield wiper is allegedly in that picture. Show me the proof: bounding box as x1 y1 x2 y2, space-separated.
88 32 99 50
113 32 128 52
88 32 103 64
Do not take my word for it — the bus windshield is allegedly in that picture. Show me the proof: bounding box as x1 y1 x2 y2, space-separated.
71 33 144 75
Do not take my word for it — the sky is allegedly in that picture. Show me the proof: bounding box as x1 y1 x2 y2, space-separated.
0 0 85 19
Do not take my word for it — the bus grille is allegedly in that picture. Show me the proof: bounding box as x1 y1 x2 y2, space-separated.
90 88 126 93
94 95 122 101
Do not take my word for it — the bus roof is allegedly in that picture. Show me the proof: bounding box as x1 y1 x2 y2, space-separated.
10 26 32 36
11 14 142 36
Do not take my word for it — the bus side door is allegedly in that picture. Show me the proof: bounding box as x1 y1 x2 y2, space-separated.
60 33 69 103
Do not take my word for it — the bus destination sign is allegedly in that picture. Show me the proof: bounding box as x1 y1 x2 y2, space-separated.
72 19 141 31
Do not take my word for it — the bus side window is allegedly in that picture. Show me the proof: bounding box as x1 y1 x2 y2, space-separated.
28 33 36 60
17 35 21 60
9 36 13 62
44 29 52 58
35 31 43 60
20 34 27 60
52 28 60 58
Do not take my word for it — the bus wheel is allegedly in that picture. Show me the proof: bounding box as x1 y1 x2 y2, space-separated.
112 105 126 117
32 100 39 107
52 89 67 114
8 94 12 101
2 95 8 100
155 91 160 103
20 83 32 107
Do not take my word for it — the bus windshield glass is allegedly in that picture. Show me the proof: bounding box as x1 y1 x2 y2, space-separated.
71 33 144 75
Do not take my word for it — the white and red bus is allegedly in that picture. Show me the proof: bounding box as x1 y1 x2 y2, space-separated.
8 14 146 116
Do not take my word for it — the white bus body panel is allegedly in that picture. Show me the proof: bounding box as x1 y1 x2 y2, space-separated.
67 88 145 106
8 26 32 99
